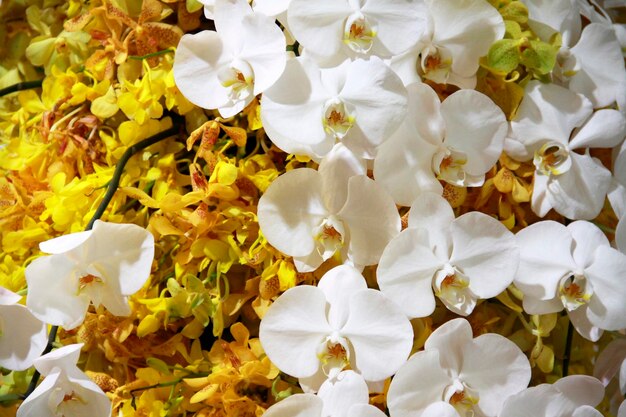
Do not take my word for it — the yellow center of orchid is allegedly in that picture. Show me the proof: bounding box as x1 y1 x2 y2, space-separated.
533 142 571 176
343 14 376 53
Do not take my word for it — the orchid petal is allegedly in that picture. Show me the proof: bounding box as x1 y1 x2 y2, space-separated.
257 168 328 258
263 394 323 417
585 246 626 331
319 143 367 214
568 109 626 150
318 370 369 417
33 344 84 380
260 57 330 149
569 306 603 342
259 286 332 378
387 350 451 417
318 265 367 330
522 295 564 315
427 0 504 78
408 192 454 260
422 402 459 417
450 212 518 299
214 0 251 51
547 152 611 220
39 231 92 254
338 175 401 267
239 13 287 94
377 228 443 318
511 81 592 149
360 0 426 56
515 221 575 300
441 90 507 176
287 0 352 58
460 333 531 417
554 375 604 409
425 318 473 373
0 287 21 305
339 57 408 157
88 220 154 295
570 23 626 108
341 289 413 381
347 404 389 417
567 221 609 269
173 31 232 110
531 173 553 218
0 304 46 371
373 127 441 206
26 255 90 329
594 339 626 386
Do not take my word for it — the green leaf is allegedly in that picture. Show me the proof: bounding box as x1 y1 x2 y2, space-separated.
486 39 521 74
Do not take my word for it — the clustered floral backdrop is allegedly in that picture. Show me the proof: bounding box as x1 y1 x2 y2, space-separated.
0 0 625 416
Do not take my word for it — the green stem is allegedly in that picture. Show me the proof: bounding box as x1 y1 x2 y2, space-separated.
20 121 182 401
86 125 180 230
0 80 44 97
562 319 574 377
128 49 174 61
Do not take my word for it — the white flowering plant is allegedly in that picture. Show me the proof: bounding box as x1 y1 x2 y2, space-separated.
0 0 625 416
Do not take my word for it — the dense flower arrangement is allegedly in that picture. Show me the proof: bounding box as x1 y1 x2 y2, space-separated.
0 0 625 416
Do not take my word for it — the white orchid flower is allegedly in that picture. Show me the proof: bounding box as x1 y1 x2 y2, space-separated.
510 81 626 220
261 56 407 159
17 344 111 417
594 338 626 400
263 371 386 417
287 0 425 63
499 375 604 417
515 220 626 341
391 0 504 88
374 82 508 206
174 0 286 117
524 0 626 108
377 193 519 317
259 265 413 390
387 318 531 417
25 220 154 330
257 144 400 271
0 287 46 371
557 23 626 109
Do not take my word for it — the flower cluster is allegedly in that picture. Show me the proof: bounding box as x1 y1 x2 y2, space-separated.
0 0 625 416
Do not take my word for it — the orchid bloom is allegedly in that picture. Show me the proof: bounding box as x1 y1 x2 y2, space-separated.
257 144 400 272
263 371 386 417
0 287 46 371
261 56 407 159
510 81 626 220
499 375 604 417
391 0 504 88
374 82 508 206
25 220 154 329
287 0 425 63
377 192 519 317
17 344 111 417
515 220 626 341
174 0 286 117
259 265 413 391
524 0 626 108
387 318 531 417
